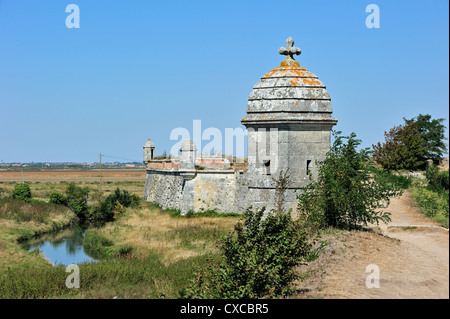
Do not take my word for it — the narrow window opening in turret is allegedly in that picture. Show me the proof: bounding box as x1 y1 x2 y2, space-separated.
306 160 312 176
264 160 271 175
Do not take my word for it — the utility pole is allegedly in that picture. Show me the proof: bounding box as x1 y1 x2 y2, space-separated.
99 153 102 192
21 168 24 184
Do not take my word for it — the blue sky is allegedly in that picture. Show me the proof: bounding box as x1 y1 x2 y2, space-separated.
0 0 448 163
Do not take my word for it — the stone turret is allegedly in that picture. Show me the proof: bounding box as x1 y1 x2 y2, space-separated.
143 138 155 165
144 37 338 214
180 140 197 170
240 37 338 211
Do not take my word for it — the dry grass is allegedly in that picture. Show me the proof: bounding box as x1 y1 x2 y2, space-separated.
88 205 240 265
0 201 76 273
0 169 146 201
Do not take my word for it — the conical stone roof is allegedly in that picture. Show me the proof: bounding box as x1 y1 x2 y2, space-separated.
242 37 337 128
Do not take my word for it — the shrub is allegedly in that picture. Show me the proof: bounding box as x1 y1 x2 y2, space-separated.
91 188 140 222
188 207 311 298
11 184 32 201
65 183 90 220
411 187 448 219
49 190 67 206
427 165 449 191
298 131 402 230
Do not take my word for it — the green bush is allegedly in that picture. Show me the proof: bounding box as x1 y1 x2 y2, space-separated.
11 184 32 201
65 183 90 220
91 188 140 222
438 171 450 190
48 190 67 206
427 165 449 191
412 186 449 222
188 207 311 298
298 131 402 230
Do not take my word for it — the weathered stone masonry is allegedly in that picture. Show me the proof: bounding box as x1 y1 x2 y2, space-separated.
143 37 338 214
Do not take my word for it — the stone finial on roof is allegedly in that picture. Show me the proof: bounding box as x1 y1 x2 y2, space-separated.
278 37 302 60
144 138 155 148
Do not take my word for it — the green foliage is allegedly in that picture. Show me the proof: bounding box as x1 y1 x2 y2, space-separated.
188 207 311 299
0 187 5 199
426 165 449 191
411 186 449 226
372 122 426 171
48 190 67 206
65 182 90 220
373 114 447 171
91 188 140 222
83 231 115 258
404 114 448 164
298 131 402 230
11 184 32 202
383 172 412 189
113 201 125 220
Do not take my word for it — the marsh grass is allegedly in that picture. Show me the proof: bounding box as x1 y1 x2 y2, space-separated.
84 205 239 265
0 199 76 274
0 175 239 299
0 198 72 224
0 202 233 299
0 254 218 298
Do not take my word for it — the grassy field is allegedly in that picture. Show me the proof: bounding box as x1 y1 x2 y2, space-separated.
0 169 240 298
0 169 146 202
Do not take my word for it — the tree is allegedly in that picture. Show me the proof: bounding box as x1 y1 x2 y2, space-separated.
403 114 448 165
372 122 426 171
373 114 448 171
298 131 402 230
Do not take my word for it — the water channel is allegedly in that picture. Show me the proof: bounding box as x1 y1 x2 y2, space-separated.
21 226 98 266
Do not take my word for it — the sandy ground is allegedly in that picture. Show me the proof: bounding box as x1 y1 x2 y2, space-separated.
295 190 449 299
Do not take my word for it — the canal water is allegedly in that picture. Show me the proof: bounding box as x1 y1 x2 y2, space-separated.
21 226 98 266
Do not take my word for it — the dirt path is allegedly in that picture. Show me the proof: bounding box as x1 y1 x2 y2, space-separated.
295 190 449 299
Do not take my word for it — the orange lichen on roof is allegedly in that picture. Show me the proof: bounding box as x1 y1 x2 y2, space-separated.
302 78 322 86
263 66 308 78
241 116 250 121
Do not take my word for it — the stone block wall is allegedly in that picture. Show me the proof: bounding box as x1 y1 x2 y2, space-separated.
144 168 303 215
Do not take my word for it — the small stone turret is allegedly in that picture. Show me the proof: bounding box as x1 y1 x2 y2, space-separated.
143 138 155 165
242 37 337 186
180 140 197 169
